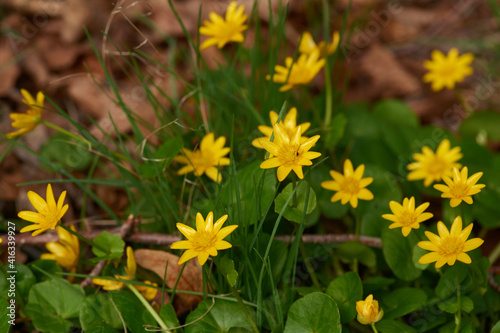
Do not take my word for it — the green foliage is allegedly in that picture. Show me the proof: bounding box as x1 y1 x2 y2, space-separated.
92 231 126 261
274 181 317 225
325 272 363 323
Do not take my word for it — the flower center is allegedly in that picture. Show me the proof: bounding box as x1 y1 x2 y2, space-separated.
437 63 457 79
424 156 449 179
191 230 217 252
399 211 418 226
340 177 360 195
440 236 464 256
449 183 469 198
279 144 301 164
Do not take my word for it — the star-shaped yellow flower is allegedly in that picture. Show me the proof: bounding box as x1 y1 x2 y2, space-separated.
267 50 325 92
252 107 310 149
258 123 321 181
171 212 238 266
41 225 79 276
93 247 158 300
433 166 485 207
299 31 340 57
173 133 230 183
321 159 373 208
418 216 483 268
423 48 474 91
6 89 44 138
18 184 69 236
382 197 433 237
356 294 384 325
407 139 462 187
199 1 248 50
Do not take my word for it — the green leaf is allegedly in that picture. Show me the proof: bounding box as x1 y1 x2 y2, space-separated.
363 277 395 295
435 265 468 299
382 228 422 281
185 298 257 333
274 181 317 224
92 231 126 260
159 303 181 331
373 100 419 127
325 272 363 323
459 110 500 142
376 319 417 333
29 260 63 282
492 320 500 333
413 244 429 270
80 294 123 331
25 278 85 333
284 292 341 333
110 291 157 333
0 298 14 332
381 287 427 320
154 136 184 160
40 133 93 172
13 262 36 302
336 241 376 268
324 113 347 149
220 256 238 287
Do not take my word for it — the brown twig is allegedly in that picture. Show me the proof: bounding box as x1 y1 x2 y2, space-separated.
80 214 137 288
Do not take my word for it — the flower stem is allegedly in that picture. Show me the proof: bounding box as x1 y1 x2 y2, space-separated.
454 87 473 115
371 323 379 333
214 259 259 333
299 238 321 290
127 283 170 331
454 265 461 333
321 0 333 130
489 240 500 265
292 174 298 207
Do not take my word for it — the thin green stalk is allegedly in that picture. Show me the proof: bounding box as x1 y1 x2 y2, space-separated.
489 241 500 265
214 259 259 333
127 284 169 331
292 174 298 207
454 88 473 115
454 265 461 333
371 323 379 333
321 0 333 129
299 238 321 290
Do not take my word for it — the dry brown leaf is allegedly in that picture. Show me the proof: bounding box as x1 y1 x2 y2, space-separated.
0 40 20 96
134 249 203 315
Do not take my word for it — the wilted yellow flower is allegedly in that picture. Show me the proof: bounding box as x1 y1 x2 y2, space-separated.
356 294 384 325
259 123 321 181
18 184 69 236
434 166 485 207
267 50 325 92
252 107 310 149
171 212 238 266
93 247 158 300
299 31 340 57
407 139 462 187
41 225 79 275
423 48 474 91
321 159 373 208
174 133 230 183
418 216 483 268
199 1 248 50
6 89 45 138
382 197 433 237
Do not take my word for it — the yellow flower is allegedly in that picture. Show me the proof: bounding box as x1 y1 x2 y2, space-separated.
171 212 238 266
267 50 325 92
199 1 248 50
93 247 158 300
321 159 373 208
173 133 230 183
6 89 45 138
18 184 69 236
356 294 384 325
423 48 474 91
259 123 321 181
41 225 79 274
252 107 310 149
407 139 462 187
418 216 484 268
382 197 433 237
299 31 340 57
434 167 485 207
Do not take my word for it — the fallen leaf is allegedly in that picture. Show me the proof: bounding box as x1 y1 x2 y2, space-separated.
135 249 203 315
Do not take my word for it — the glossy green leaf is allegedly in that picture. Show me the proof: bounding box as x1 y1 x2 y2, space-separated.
80 294 123 331
373 100 419 127
284 292 341 333
376 319 417 333
274 181 317 224
159 303 181 331
220 256 238 287
92 231 125 260
110 291 157 333
381 287 427 320
492 320 500 333
435 265 468 299
459 110 500 142
324 113 347 149
382 228 422 281
40 134 93 172
185 298 257 333
29 259 63 282
325 272 363 323
336 241 376 268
